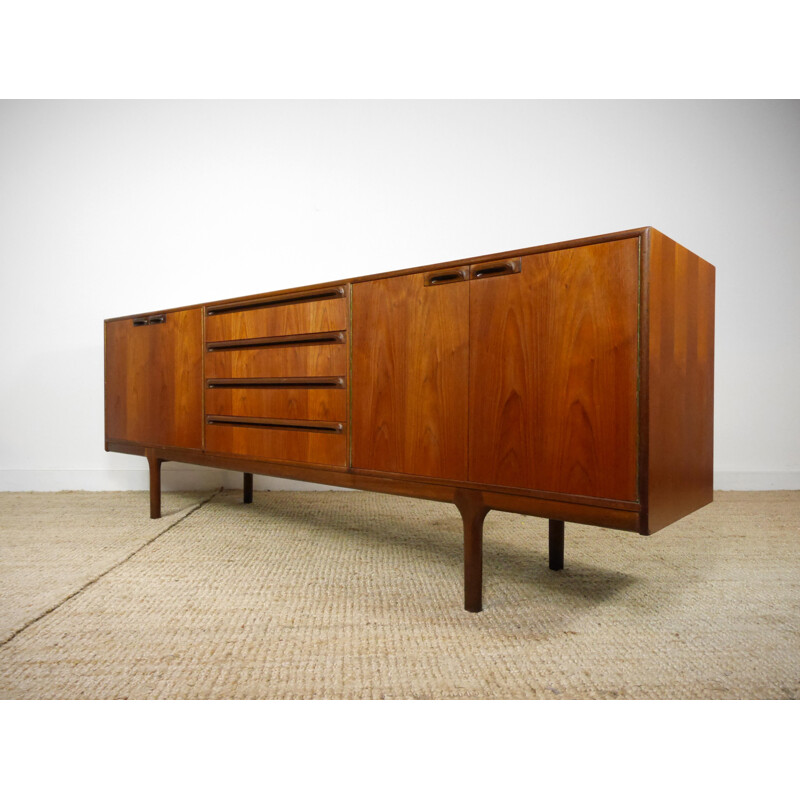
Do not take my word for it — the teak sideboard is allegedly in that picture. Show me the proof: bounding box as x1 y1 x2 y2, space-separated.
104 227 715 612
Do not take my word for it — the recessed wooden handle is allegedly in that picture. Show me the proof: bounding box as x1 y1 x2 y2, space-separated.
206 377 345 389
207 286 346 316
206 415 343 434
471 258 521 280
424 268 468 287
207 331 345 352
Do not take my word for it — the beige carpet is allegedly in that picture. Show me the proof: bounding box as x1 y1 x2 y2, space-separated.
0 490 798 699
0 490 217 644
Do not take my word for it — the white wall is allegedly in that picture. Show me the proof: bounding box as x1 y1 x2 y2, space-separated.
1 100 798 491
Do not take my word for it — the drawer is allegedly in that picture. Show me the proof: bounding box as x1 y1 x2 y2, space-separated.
205 287 347 342
205 383 346 421
205 340 347 379
205 416 347 466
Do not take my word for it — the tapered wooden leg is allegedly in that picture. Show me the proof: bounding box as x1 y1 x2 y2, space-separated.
243 472 253 504
549 519 564 570
148 455 162 520
455 490 489 613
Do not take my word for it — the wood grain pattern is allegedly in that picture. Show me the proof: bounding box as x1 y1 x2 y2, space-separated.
205 387 346 421
205 421 347 466
205 343 347 378
205 298 346 341
351 272 469 480
105 309 203 449
469 239 639 501
645 229 715 533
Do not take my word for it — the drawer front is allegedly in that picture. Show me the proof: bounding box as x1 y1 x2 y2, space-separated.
205 386 346 421
205 343 347 379
205 419 347 466
206 298 347 342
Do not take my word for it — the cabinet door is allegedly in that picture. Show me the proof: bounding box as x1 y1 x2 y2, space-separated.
352 270 469 480
105 309 203 449
469 239 639 501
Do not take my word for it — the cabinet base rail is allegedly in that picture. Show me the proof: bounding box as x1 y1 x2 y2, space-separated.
135 445 625 612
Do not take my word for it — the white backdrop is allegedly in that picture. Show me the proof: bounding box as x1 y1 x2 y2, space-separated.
1 100 798 491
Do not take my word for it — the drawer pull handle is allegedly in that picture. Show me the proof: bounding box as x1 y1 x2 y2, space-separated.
207 286 346 316
471 258 522 280
133 315 167 326
207 415 343 434
206 377 344 389
424 268 468 287
207 331 345 352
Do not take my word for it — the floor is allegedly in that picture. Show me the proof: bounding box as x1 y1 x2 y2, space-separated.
0 489 798 699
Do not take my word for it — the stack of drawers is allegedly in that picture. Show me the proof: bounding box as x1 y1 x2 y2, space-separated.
203 286 349 467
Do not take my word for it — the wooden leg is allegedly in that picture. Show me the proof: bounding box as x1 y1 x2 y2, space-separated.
148 454 162 520
549 519 564 570
243 472 253 504
455 490 489 613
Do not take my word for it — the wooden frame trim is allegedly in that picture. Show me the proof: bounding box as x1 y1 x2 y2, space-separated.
349 467 640 511
347 282 354 469
638 228 652 535
106 440 641 531
201 305 206 451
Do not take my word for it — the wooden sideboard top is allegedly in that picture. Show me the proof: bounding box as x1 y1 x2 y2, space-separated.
104 225 678 323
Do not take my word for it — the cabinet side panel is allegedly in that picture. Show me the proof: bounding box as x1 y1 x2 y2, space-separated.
647 230 715 533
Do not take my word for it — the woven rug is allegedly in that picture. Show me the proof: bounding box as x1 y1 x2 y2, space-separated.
0 489 798 699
